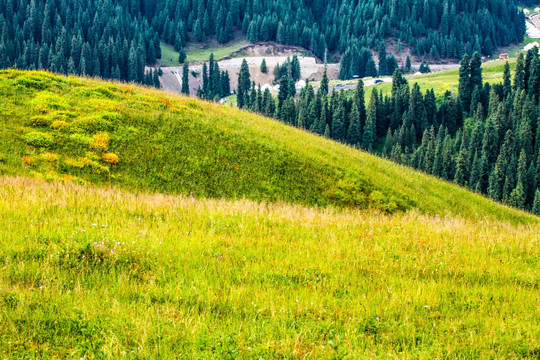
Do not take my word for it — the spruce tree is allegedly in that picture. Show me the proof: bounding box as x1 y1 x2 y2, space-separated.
182 62 190 95
237 59 251 109
533 190 540 215
503 62 512 98
347 100 362 146
362 89 378 151
458 54 471 113
178 48 187 64
508 181 526 209
260 59 267 73
469 52 483 91
331 98 346 141
514 53 526 91
320 67 329 96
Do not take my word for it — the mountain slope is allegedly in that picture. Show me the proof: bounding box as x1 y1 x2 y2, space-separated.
0 70 536 223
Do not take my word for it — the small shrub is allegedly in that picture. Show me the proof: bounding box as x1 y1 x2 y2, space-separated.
28 115 52 127
14 75 48 90
68 133 92 146
38 152 59 164
85 151 100 161
63 156 110 174
369 190 399 213
25 132 54 148
31 92 69 112
78 85 118 99
51 120 70 131
72 115 112 133
90 132 110 152
22 155 34 165
102 153 120 165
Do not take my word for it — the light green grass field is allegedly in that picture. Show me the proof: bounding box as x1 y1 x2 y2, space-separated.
158 39 250 66
363 59 518 100
185 39 250 63
1 70 539 358
0 70 535 223
0 177 538 358
157 42 181 67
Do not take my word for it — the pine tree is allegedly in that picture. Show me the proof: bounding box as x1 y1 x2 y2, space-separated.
324 124 331 138
320 66 329 96
331 98 347 141
405 55 411 73
182 62 190 95
454 148 470 186
508 181 526 209
67 57 76 75
290 55 301 81
362 89 378 151
128 46 138 82
263 89 276 117
281 96 296 124
469 52 482 91
237 59 251 109
178 48 187 64
347 100 361 145
260 59 267 73
533 190 540 215
527 56 540 102
514 52 525 91
458 54 471 113
503 61 512 98
313 98 328 135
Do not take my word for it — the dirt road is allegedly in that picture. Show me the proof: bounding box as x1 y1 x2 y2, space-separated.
155 55 459 95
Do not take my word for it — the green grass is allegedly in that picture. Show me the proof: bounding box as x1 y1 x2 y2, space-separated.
506 36 538 58
158 39 250 66
1 70 536 224
1 70 539 358
157 42 181 67
185 38 250 62
0 177 539 358
362 59 518 100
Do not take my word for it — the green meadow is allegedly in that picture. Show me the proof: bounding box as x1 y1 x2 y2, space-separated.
364 59 518 100
0 70 535 222
0 70 539 358
0 177 539 358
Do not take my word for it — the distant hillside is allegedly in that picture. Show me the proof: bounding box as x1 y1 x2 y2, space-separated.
0 0 526 82
0 70 536 224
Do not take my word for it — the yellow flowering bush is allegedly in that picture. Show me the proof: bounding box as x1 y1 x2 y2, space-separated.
102 153 120 165
90 132 110 152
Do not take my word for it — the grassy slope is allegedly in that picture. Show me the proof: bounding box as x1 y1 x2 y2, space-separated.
158 39 251 66
0 177 539 358
364 59 517 100
185 38 250 62
157 42 182 67
0 70 536 224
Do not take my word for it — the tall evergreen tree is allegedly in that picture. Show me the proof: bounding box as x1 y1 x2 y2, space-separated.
182 62 190 95
362 89 378 151
237 59 251 109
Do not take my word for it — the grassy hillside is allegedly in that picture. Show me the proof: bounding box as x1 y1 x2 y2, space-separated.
0 70 536 224
158 39 251 66
0 177 539 358
364 59 517 99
